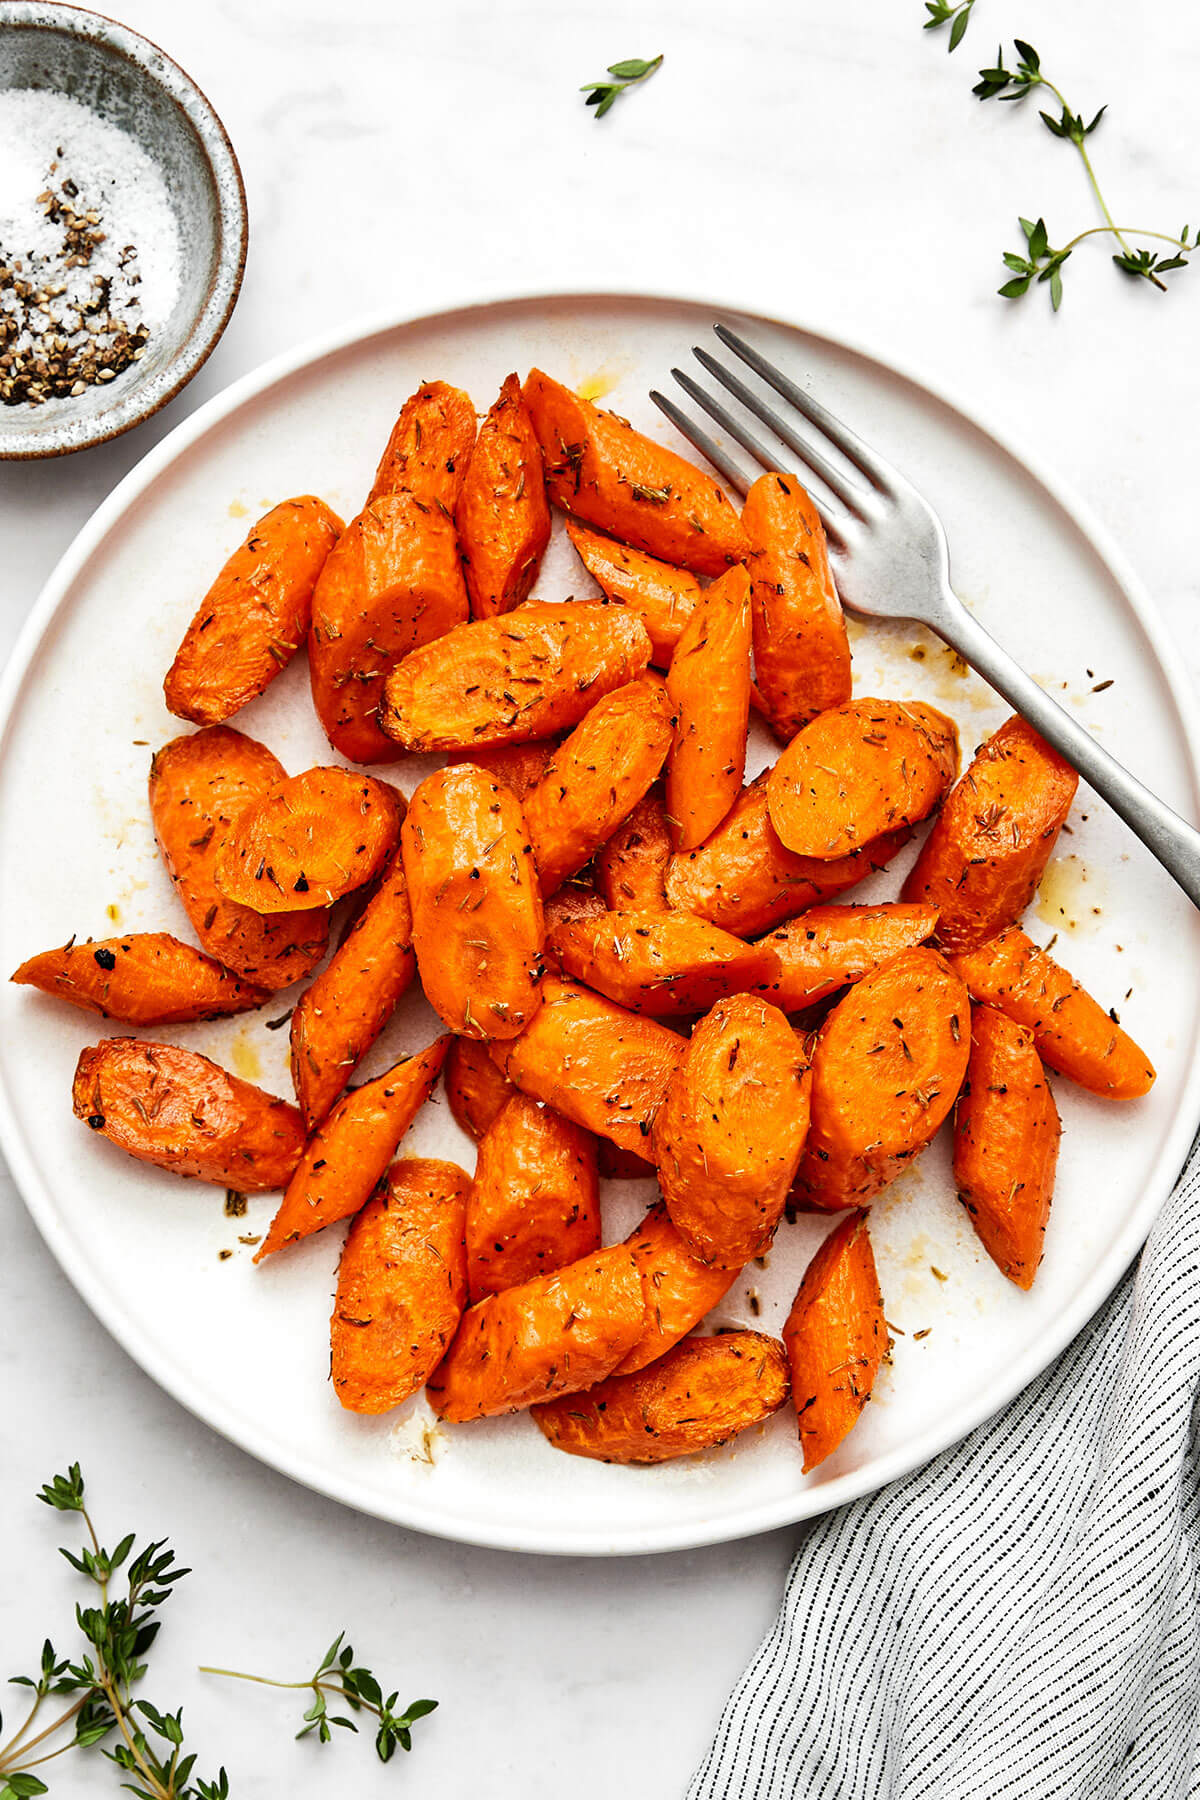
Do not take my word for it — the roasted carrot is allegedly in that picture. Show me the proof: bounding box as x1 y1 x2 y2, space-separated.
523 679 675 895
427 1244 644 1421
331 1157 470 1414
149 728 329 991
214 768 402 912
12 933 269 1025
665 564 753 850
953 1005 1060 1288
565 520 700 665
466 1094 600 1301
446 738 559 800
542 881 609 930
164 497 342 727
255 1037 449 1259
534 1333 790 1464
793 946 970 1211
615 1200 741 1376
402 764 544 1039
523 368 748 576
902 715 1079 952
367 380 477 508
665 772 912 937
308 491 469 764
653 995 811 1265
767 699 959 859
456 373 550 618
444 1034 518 1141
547 909 779 1018
951 927 1155 1098
288 846 415 1129
595 786 673 911
73 1038 305 1191
784 1212 886 1472
741 471 851 741
492 975 683 1155
753 903 941 1011
380 603 651 752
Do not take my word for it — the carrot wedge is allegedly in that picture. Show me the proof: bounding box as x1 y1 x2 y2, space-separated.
784 1212 886 1472
665 772 912 937
793 946 970 1211
492 975 683 1156
523 679 675 896
72 1038 305 1191
613 1201 741 1375
902 715 1079 952
149 728 329 991
380 603 652 753
456 373 551 617
547 909 778 1017
653 995 811 1266
741 471 851 741
951 926 1155 1098
331 1157 470 1414
12 932 269 1025
523 368 748 576
367 380 477 508
665 563 753 850
213 768 402 911
427 1244 644 1420
254 1037 450 1259
309 490 469 764
164 496 341 727
767 699 959 859
466 1094 600 1301
752 903 941 1011
444 1035 519 1141
595 786 673 911
402 765 545 1040
565 520 700 665
533 1333 790 1464
289 846 416 1129
953 1005 1060 1288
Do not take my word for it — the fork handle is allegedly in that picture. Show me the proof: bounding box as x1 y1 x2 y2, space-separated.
929 596 1200 912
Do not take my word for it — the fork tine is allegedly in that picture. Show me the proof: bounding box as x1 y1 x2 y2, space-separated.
649 389 749 497
669 367 850 532
714 322 903 492
691 346 870 515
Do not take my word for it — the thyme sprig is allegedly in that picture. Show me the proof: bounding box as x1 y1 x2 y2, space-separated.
580 54 663 120
0 1466 438 1798
923 0 977 53
199 1636 437 1766
0 1465 226 1800
970 38 1194 307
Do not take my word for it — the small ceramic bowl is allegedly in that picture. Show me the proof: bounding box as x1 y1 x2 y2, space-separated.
0 2 247 458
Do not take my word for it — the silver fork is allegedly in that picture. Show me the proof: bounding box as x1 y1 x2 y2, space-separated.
652 324 1200 912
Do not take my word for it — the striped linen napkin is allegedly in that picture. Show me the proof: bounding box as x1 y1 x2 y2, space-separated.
689 1133 1200 1800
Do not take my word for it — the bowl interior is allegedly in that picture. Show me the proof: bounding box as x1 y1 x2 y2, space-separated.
0 11 240 456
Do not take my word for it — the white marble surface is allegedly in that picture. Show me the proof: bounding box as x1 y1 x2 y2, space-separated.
2 1 1198 1794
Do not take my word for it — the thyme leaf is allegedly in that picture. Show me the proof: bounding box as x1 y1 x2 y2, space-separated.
580 53 663 120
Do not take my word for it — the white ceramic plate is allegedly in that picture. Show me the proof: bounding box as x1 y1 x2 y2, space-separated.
2 292 1198 1557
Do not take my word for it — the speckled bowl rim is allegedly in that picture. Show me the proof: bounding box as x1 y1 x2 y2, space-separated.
0 1 247 459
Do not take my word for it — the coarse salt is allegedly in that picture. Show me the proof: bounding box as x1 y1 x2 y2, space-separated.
0 87 183 407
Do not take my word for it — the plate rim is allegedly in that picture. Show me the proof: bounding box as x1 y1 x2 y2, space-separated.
2 284 1199 1557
